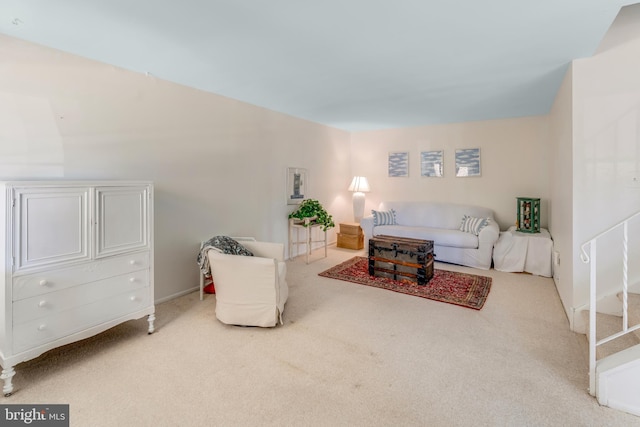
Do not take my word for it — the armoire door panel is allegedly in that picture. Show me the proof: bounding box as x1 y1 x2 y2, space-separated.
14 187 90 271
95 186 149 258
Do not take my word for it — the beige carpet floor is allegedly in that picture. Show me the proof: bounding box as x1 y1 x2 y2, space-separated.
4 247 640 426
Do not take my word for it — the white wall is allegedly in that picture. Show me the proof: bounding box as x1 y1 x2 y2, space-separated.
350 117 552 231
571 4 640 319
548 64 575 325
0 35 353 302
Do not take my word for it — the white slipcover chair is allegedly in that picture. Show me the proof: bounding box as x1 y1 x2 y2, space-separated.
207 241 288 327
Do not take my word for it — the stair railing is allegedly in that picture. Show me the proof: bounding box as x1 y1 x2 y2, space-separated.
580 210 640 395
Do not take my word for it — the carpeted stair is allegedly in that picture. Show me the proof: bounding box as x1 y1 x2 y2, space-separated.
581 292 640 360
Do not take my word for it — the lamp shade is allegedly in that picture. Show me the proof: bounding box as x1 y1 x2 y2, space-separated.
348 176 370 193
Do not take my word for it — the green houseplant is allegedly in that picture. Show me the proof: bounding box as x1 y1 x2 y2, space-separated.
288 199 335 231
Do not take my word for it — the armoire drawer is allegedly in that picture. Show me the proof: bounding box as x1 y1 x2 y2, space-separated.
12 251 150 301
13 270 149 324
12 287 151 354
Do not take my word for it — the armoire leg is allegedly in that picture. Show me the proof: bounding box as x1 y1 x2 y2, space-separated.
1 366 15 397
147 313 156 334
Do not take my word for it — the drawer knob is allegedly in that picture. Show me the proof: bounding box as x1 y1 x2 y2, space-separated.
37 324 47 331
129 277 136 283
38 300 46 307
39 280 48 286
129 260 136 266
130 296 136 302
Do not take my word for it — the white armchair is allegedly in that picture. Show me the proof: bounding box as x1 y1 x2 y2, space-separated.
207 240 288 327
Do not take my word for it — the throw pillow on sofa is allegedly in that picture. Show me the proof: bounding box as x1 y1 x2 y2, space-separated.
459 215 489 235
372 209 396 226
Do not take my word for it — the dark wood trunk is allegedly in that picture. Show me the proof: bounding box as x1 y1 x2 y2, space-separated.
368 235 434 285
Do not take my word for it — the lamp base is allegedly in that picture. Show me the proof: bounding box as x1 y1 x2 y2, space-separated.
352 192 365 223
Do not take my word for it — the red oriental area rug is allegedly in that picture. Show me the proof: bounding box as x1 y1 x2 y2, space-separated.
318 256 492 310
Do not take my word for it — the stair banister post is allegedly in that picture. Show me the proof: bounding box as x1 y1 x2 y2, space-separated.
589 240 597 396
622 221 628 332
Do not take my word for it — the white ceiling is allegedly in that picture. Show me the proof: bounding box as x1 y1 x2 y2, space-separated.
0 0 633 131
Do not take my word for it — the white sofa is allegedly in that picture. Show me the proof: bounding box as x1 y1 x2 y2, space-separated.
360 201 500 270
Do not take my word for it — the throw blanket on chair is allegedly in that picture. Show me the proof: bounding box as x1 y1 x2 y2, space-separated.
197 236 254 277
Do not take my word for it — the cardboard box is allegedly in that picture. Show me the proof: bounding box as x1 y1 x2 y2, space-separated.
339 222 362 236
337 233 364 250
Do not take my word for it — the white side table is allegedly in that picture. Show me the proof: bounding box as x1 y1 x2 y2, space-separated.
288 218 327 263
493 226 553 277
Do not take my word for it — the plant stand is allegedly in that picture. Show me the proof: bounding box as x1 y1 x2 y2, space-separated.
288 217 327 263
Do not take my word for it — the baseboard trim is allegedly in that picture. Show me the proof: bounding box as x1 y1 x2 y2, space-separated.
154 286 199 305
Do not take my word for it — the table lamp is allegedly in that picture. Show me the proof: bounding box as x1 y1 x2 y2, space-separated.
348 176 370 223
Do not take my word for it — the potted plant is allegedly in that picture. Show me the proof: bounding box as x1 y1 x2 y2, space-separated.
288 199 335 231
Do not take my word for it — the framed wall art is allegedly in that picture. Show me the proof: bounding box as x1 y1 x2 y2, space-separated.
287 167 307 205
455 148 481 177
388 152 409 177
420 150 444 177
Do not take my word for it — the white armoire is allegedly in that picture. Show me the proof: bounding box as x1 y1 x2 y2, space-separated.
0 181 155 396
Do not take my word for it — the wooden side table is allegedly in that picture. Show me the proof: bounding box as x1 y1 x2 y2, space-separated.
337 222 364 250
288 218 327 263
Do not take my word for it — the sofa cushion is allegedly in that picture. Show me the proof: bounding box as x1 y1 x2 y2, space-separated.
374 225 479 249
459 215 489 235
379 201 494 230
372 209 396 226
